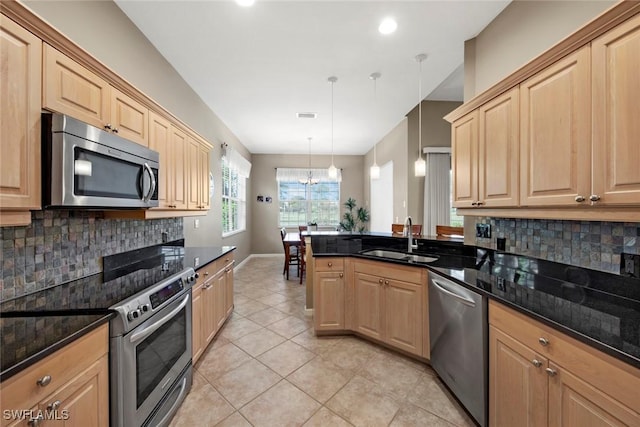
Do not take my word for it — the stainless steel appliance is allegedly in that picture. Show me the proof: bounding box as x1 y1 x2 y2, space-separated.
110 267 197 427
429 272 487 427
42 113 159 209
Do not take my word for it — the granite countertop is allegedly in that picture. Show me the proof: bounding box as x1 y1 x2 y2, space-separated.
0 243 236 381
309 233 640 369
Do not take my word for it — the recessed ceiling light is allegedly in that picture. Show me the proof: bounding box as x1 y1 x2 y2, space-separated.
296 112 317 119
236 0 255 7
378 17 397 35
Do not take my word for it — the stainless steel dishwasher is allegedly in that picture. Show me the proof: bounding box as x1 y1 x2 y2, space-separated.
429 272 487 427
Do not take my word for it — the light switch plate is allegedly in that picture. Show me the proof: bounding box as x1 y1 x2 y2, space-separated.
194 219 200 229
620 253 640 278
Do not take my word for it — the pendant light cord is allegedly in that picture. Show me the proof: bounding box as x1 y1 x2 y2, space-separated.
418 57 422 159
331 79 334 166
373 76 377 164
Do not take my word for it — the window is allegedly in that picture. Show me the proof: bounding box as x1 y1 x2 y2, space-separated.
450 169 463 227
277 168 341 227
222 148 251 235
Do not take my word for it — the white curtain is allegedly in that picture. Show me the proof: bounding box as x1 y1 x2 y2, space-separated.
224 146 252 178
423 152 450 236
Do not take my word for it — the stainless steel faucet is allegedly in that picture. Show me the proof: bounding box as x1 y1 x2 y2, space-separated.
404 216 418 253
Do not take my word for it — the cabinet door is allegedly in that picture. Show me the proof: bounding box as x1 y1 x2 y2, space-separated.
202 278 216 345
0 16 41 216
548 361 640 427
592 14 640 205
452 111 479 208
384 278 422 356
520 46 591 206
213 272 227 333
43 44 110 130
489 326 548 427
191 284 204 363
479 88 519 207
171 127 188 209
353 272 384 341
149 112 172 208
314 271 345 331
110 88 149 147
199 143 211 210
187 138 201 209
225 266 234 318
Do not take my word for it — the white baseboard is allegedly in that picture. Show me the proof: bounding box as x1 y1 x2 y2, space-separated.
304 306 314 316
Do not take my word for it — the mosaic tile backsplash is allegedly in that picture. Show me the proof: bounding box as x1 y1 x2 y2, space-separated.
0 211 183 301
473 217 640 274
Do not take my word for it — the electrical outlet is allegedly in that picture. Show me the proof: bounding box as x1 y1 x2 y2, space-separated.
194 219 199 229
476 224 491 238
620 253 640 278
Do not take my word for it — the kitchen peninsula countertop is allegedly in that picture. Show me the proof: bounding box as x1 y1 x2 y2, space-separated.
0 243 236 381
309 233 640 369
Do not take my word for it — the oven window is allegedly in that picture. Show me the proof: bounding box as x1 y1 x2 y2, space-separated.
74 147 143 199
136 307 186 408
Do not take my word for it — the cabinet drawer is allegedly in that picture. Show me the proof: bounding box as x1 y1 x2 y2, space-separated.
489 301 640 412
314 257 344 272
353 259 423 284
1 324 108 424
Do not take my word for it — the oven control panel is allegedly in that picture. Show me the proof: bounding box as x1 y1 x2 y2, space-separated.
150 278 184 309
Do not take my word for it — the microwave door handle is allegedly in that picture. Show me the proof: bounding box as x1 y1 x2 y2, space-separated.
129 293 190 344
142 163 156 203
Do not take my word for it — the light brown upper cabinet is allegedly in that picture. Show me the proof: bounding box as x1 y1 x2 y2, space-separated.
479 88 520 207
453 88 520 209
43 44 149 147
452 111 479 208
149 113 188 209
187 137 211 210
592 13 640 206
0 16 42 226
519 46 591 207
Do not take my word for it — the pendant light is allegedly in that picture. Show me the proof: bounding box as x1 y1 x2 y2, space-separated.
414 54 427 177
327 76 338 180
369 72 381 180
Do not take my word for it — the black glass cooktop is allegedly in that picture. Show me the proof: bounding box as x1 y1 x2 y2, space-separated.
0 240 186 315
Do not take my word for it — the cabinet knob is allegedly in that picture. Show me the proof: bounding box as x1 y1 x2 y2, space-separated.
339 273 343 278
589 194 601 202
476 201 484 206
328 262 332 267
538 337 550 346
112 127 119 133
471 201 478 206
36 375 52 387
379 279 384 284
47 400 61 411
384 280 389 285
574 195 585 203
204 271 209 276
545 368 557 377
531 359 543 368
104 123 112 130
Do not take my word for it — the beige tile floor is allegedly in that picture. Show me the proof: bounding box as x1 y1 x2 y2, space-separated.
170 256 475 427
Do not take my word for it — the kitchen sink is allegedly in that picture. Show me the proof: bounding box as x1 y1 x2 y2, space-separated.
359 249 438 264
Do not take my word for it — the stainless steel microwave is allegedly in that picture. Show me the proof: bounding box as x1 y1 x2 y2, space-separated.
43 113 159 209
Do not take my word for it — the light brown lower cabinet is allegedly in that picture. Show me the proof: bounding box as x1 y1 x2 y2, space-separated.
1 324 109 427
192 253 235 364
489 301 640 427
312 257 428 359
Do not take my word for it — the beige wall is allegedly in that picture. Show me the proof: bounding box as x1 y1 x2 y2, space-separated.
251 154 364 254
25 0 252 262
364 101 460 230
467 0 615 97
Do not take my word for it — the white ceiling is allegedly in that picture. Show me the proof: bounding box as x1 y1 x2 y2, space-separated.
115 0 510 155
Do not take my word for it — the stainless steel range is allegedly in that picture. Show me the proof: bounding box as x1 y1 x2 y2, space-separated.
109 266 197 427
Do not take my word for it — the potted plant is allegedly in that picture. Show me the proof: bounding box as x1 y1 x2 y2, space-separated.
339 197 370 232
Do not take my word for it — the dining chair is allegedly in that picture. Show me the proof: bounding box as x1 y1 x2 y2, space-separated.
280 227 300 280
299 238 306 284
436 225 464 238
391 224 423 236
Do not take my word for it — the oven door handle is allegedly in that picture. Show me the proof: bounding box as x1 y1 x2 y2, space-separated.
129 293 190 344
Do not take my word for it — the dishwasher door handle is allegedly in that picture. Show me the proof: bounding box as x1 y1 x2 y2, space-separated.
432 279 476 307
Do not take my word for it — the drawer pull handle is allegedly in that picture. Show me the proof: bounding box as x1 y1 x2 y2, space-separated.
531 359 542 368
204 272 209 276
538 337 549 346
589 194 601 202
37 375 52 387
28 415 43 427
545 368 557 377
328 262 332 267
574 195 585 203
47 400 61 411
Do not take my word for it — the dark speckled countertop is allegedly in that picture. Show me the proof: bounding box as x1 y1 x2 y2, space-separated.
0 242 236 381
310 233 640 369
